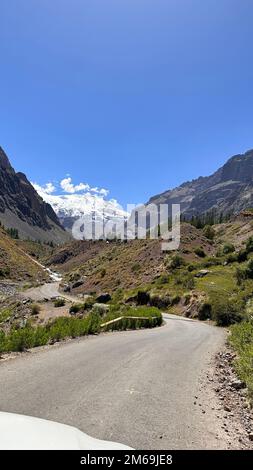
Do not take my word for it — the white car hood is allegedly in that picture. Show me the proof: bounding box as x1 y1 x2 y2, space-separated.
0 412 132 450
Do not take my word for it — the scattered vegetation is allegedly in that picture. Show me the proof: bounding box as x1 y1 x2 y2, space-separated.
6 227 19 240
168 254 185 269
230 321 253 402
31 304 41 316
54 298 66 308
0 306 162 354
203 225 215 240
194 247 206 258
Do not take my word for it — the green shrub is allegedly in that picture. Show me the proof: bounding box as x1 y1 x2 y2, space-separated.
174 271 195 289
203 225 215 240
246 236 253 254
0 330 6 353
149 295 171 309
169 255 185 269
171 295 181 305
246 259 253 279
31 304 41 316
0 267 11 278
236 267 247 285
54 298 66 308
222 243 235 255
100 268 106 278
136 290 150 305
211 297 244 326
156 274 169 285
0 307 12 324
7 326 35 352
183 274 195 289
236 259 253 285
237 249 248 263
131 263 141 273
69 303 84 315
198 302 212 320
187 264 196 272
226 253 238 264
194 247 206 258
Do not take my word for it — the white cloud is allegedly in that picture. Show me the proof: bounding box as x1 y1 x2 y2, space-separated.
32 177 115 220
60 177 90 194
99 188 109 196
32 182 56 195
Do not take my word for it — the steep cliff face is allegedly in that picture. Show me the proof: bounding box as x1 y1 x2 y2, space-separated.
0 147 69 243
148 149 253 217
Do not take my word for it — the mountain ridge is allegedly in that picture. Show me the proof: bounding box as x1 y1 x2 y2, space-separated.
0 147 69 244
148 149 253 217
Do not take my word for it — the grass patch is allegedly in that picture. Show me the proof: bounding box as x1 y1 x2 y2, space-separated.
229 321 253 403
102 306 162 331
0 306 162 354
0 308 12 324
195 265 237 300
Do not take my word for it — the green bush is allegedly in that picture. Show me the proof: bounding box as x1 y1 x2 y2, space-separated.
156 274 169 285
0 266 11 278
236 267 247 285
69 303 84 315
203 225 215 240
131 263 141 273
198 302 212 321
246 236 253 254
169 255 185 269
211 297 244 326
222 243 235 255
187 264 196 272
31 304 41 316
149 294 171 309
54 298 66 308
194 247 206 258
226 253 238 264
136 290 150 305
246 259 253 279
174 271 195 289
236 259 253 285
171 295 181 305
237 249 248 263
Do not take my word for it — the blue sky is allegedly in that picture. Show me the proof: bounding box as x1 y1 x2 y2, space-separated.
1 0 253 207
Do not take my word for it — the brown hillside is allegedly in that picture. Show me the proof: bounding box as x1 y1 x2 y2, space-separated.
47 223 215 294
0 227 48 282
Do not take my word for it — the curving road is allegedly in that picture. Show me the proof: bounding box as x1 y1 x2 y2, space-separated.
0 315 227 449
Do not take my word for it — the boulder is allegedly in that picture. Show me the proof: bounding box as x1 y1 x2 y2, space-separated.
195 270 210 278
96 293 111 304
72 280 84 289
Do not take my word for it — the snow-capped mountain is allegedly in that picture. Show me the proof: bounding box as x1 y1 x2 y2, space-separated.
33 184 129 235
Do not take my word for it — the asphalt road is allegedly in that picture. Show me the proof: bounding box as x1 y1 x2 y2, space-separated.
0 315 227 449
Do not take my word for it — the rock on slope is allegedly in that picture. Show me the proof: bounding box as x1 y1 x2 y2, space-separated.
0 147 69 244
148 149 253 218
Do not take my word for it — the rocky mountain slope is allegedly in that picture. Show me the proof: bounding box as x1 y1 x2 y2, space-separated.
0 226 48 284
0 147 69 243
148 149 253 218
